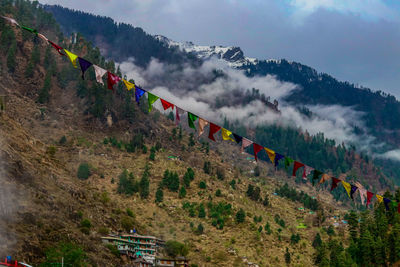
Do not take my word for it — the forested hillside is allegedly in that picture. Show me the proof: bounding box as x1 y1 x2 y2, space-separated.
3 1 400 266
43 5 199 67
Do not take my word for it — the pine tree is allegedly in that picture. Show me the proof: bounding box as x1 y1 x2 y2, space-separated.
263 193 270 206
179 186 186 199
198 204 206 218
155 187 163 203
38 72 51 104
285 247 291 264
312 233 322 248
139 169 150 199
6 42 16 73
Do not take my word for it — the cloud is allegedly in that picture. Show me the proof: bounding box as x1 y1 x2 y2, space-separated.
118 56 380 150
378 149 400 161
289 0 399 22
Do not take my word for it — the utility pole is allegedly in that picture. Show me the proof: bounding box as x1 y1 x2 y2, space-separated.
61 257 64 267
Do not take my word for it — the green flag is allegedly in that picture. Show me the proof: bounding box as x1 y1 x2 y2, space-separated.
284 157 294 170
147 92 159 112
188 112 198 129
21 25 37 34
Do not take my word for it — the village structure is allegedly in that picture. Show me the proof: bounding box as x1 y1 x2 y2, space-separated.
101 231 189 267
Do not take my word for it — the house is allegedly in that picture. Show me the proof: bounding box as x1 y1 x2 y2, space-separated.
132 258 152 267
155 257 189 267
101 232 165 265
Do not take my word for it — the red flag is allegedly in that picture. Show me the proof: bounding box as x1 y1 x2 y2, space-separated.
330 177 341 191
253 143 263 161
208 123 221 141
366 191 374 207
161 99 174 110
107 71 121 90
48 40 64 56
398 203 400 214
292 161 305 177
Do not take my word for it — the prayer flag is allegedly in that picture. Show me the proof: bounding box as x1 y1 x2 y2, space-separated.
147 92 159 112
64 49 78 68
21 25 37 34
366 191 374 207
208 123 221 141
38 33 48 42
398 203 400 213
188 113 198 129
303 165 314 179
383 198 391 211
232 133 243 144
198 118 208 136
376 194 383 203
107 71 121 90
1 16 19 26
312 170 323 186
284 157 294 170
123 79 135 91
175 107 184 125
48 40 64 56
274 153 285 167
135 86 145 104
161 99 174 110
222 128 235 142
241 137 253 153
292 161 305 177
350 185 358 200
253 143 263 161
93 65 106 84
78 57 93 79
319 174 330 184
358 188 367 205
342 181 351 199
331 177 341 191
265 148 275 164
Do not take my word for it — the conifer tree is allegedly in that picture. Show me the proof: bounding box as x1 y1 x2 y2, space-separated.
139 167 150 199
179 186 186 199
6 42 16 73
155 187 163 203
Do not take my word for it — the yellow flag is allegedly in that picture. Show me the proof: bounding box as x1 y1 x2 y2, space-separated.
221 128 235 142
64 49 78 68
376 194 383 203
123 79 135 91
342 181 351 199
264 147 275 164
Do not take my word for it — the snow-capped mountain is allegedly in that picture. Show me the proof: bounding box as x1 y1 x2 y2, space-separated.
154 35 259 67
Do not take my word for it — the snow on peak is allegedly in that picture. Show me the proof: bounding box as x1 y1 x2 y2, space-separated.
154 35 259 67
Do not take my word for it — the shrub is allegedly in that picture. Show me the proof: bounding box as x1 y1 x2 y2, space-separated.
142 145 147 154
106 244 120 257
215 189 222 197
149 151 155 161
126 208 135 218
46 146 57 157
197 223 204 235
229 179 236 190
80 219 91 228
263 194 270 206
264 222 272 234
42 242 87 266
59 136 67 145
164 240 189 258
98 227 109 235
199 181 206 189
77 163 91 180
236 208 246 223
121 216 134 232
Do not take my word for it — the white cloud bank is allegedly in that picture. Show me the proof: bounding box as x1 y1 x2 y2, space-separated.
118 57 383 153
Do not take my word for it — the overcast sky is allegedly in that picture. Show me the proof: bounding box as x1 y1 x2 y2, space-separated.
38 0 400 97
